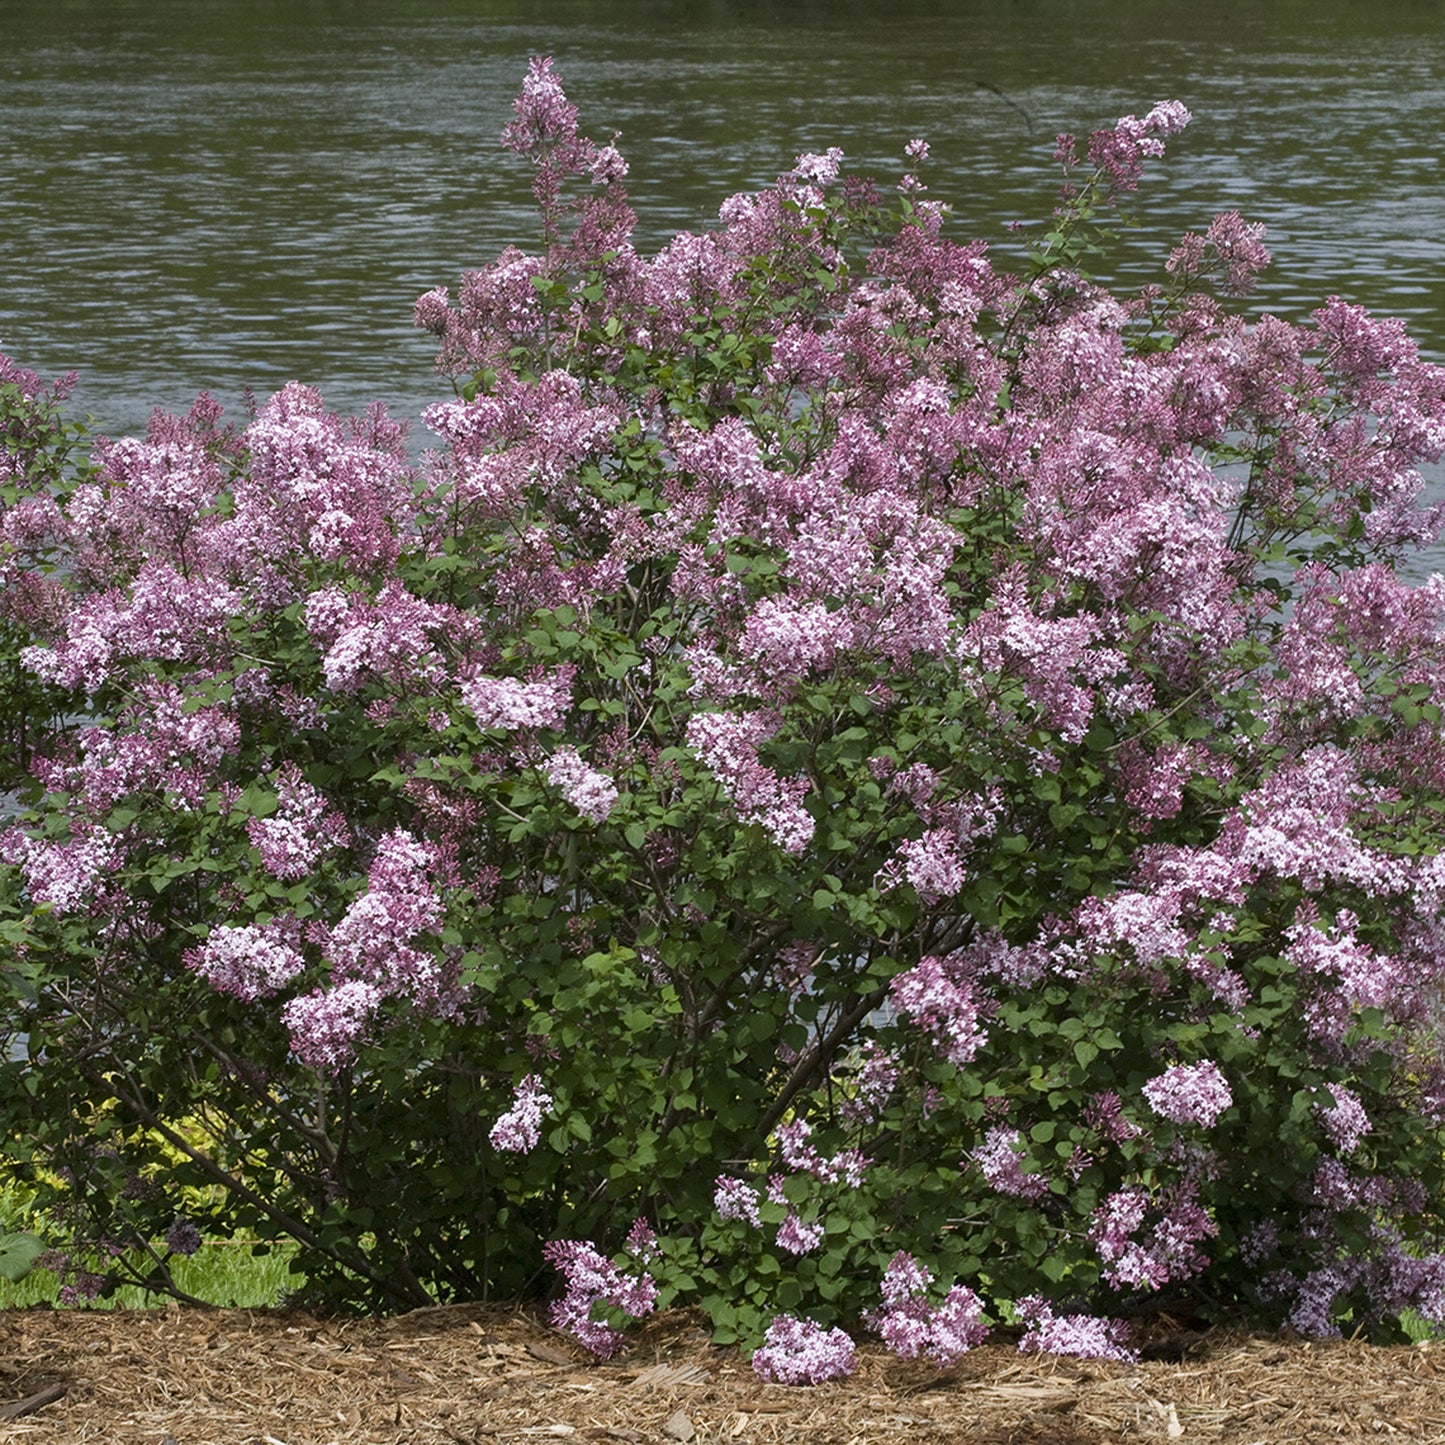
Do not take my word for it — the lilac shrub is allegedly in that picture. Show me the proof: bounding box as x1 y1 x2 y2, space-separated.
5 59 1445 1351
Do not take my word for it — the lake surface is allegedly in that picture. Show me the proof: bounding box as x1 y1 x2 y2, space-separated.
3 0 1444 547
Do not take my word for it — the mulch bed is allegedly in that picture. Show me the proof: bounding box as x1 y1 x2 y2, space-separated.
2 1302 1443 1444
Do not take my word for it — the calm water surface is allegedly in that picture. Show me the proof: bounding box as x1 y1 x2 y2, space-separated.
3 0 1444 546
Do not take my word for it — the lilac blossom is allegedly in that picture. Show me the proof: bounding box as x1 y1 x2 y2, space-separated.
686 708 813 854
1082 102 1192 199
970 1126 1048 1202
775 1212 824 1255
489 1074 552 1153
890 956 988 1066
543 747 619 823
751 1315 856 1385
188 921 307 1003
877 829 968 905
246 764 348 880
323 829 445 1004
623 1219 659 1264
775 1120 868 1187
869 1253 988 1366
838 1043 901 1123
281 980 384 1073
21 562 238 694
1317 1084 1372 1154
164 1218 203 1257
1089 1187 1217 1291
6 823 120 913
461 669 574 731
1083 1090 1142 1146
318 582 449 693
1142 1060 1232 1128
714 1176 763 1227
543 1239 657 1359
1016 1297 1137 1363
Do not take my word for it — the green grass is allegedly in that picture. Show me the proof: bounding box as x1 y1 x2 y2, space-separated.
0 1239 302 1311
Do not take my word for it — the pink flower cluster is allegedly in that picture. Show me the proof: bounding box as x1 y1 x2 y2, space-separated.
2 821 120 914
280 980 384 1074
1016 1297 1137 1363
266 829 449 1070
187 921 306 1003
246 764 348 880
890 955 988 1067
970 1126 1049 1203
713 1175 764 1227
751 1314 856 1384
868 1252 989 1367
542 1239 658 1359
685 709 812 855
1088 1186 1217 1292
1317 1084 1372 1155
1141 1061 1232 1129
1078 101 1193 197
461 669 574 732
489 1074 553 1154
713 1121 866 1259
776 1120 868 1188
543 747 618 823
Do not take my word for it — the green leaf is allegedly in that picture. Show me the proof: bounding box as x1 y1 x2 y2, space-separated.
0 1232 43 1283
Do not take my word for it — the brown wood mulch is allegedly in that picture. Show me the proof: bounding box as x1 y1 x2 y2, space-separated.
2 1302 1443 1445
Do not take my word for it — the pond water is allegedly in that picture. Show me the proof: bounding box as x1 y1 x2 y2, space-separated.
3 0 1444 552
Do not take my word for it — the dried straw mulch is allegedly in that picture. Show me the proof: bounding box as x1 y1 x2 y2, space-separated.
2 1301 1443 1445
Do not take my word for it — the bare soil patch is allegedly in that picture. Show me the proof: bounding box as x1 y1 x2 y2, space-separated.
2 1303 1442 1444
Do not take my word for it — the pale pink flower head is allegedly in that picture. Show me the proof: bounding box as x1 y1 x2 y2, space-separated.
751 1315 855 1385
1204 210 1271 296
790 146 844 187
1086 100 1191 195
501 55 579 154
714 1175 763 1227
489 1074 553 1153
9 823 121 914
686 708 813 855
1142 1060 1232 1128
544 747 619 823
775 1212 824 1255
246 764 348 880
281 980 384 1073
590 142 629 186
1317 1084 1372 1154
1016 1297 1137 1363
1143 99 1192 137
890 955 988 1067
970 1126 1048 1202
869 1252 988 1367
188 920 306 1003
543 1240 657 1359
461 668 574 732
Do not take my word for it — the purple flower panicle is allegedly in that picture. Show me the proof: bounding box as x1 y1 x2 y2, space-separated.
751 1314 856 1384
1016 1297 1137 1363
869 1252 989 1367
543 1239 658 1359
1142 1060 1232 1128
489 1074 553 1153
